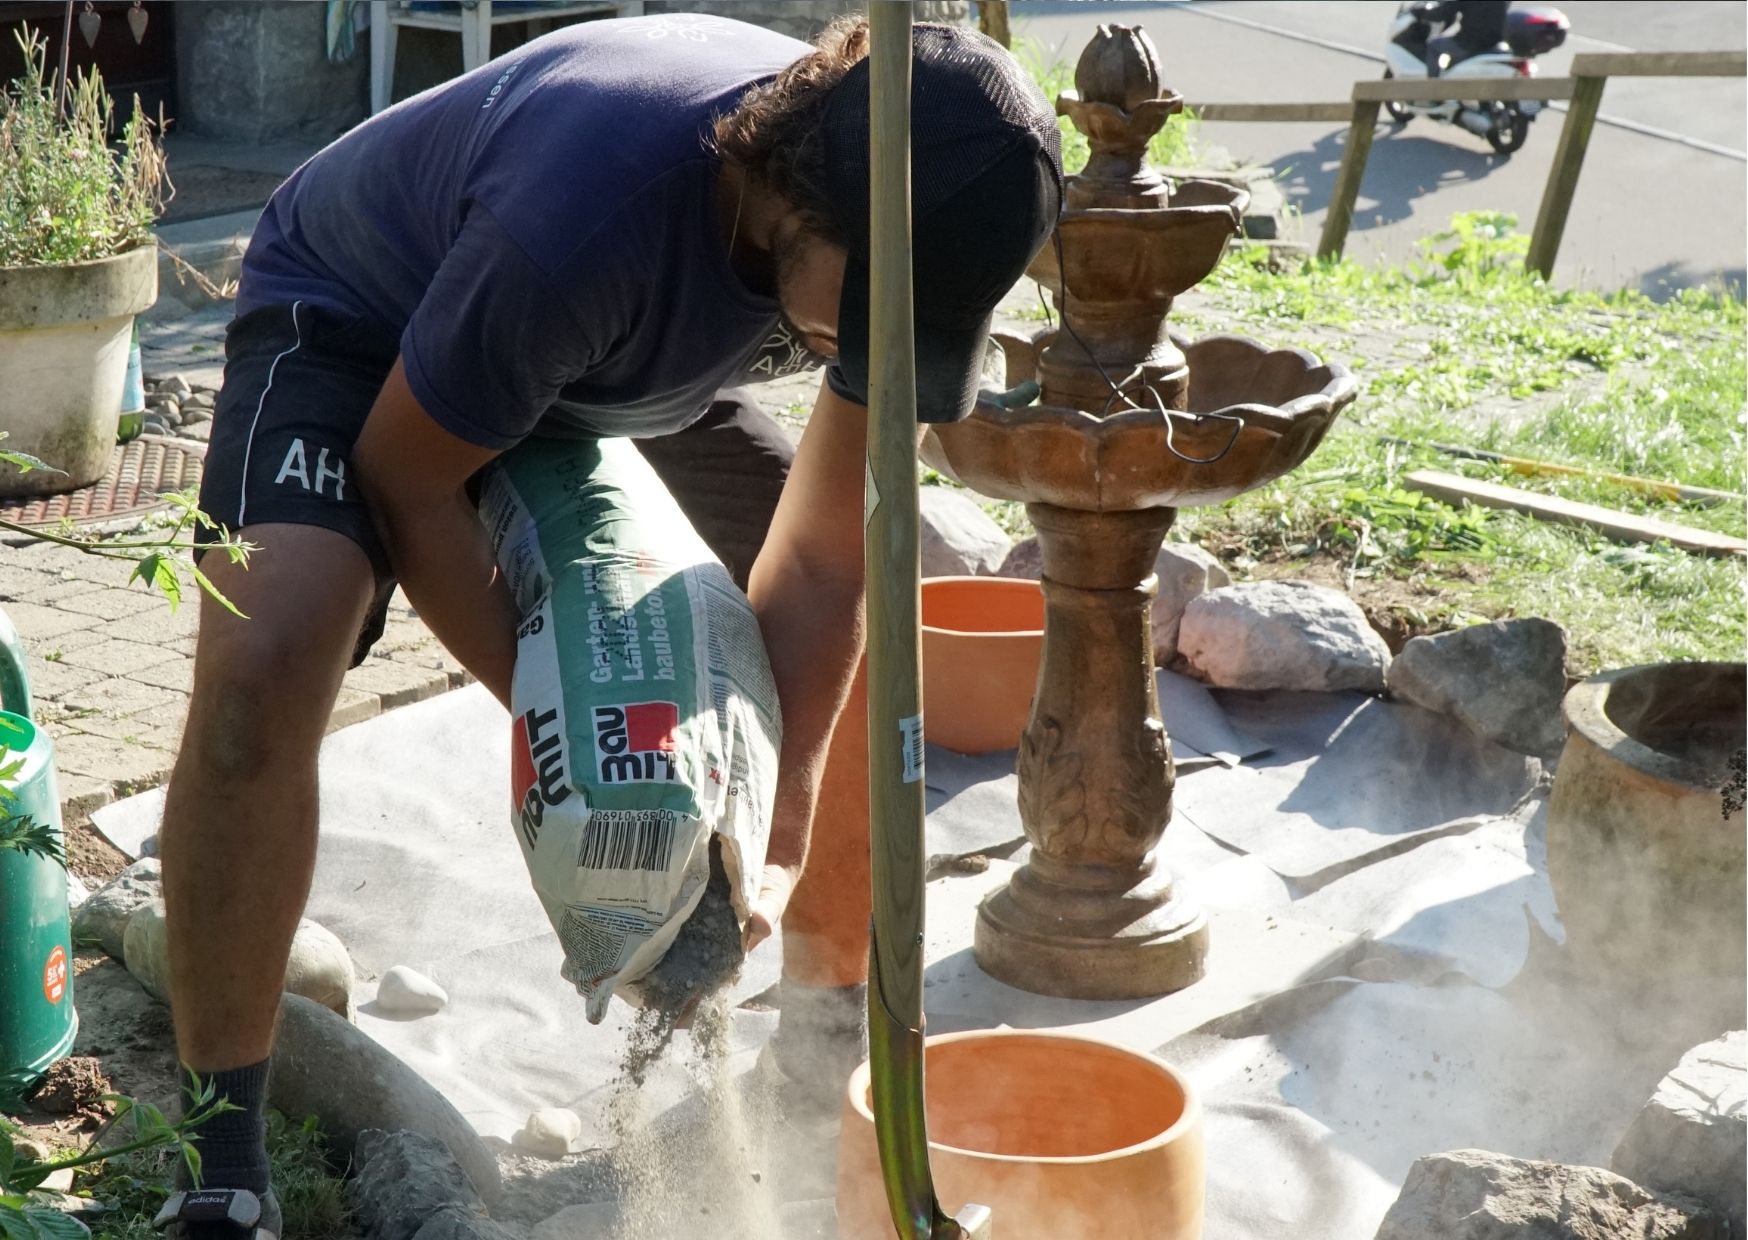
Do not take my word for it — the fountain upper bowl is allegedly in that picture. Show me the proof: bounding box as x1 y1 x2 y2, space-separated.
925 332 1357 511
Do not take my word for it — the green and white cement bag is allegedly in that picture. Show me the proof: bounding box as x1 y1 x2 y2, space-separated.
480 437 782 1024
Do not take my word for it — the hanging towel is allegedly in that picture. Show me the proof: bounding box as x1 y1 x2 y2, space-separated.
326 0 365 63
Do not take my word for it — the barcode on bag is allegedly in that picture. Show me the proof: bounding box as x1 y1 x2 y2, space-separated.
578 810 676 871
900 713 924 784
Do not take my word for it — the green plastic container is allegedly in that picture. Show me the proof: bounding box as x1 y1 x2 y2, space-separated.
0 607 77 1097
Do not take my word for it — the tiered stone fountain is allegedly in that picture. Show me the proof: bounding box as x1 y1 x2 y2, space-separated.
925 25 1358 1000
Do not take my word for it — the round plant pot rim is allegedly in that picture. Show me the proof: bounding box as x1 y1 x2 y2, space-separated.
921 576 1045 639
0 238 158 277
1562 661 1745 792
844 1028 1203 1165
0 240 159 332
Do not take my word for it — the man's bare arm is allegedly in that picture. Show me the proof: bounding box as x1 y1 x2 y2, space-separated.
352 358 520 709
742 377 871 946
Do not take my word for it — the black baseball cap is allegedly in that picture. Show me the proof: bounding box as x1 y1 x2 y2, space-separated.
820 24 1063 424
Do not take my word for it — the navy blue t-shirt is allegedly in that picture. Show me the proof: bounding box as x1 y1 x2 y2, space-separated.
239 14 827 448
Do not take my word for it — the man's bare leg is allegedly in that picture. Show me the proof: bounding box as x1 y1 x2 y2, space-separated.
159 524 374 1205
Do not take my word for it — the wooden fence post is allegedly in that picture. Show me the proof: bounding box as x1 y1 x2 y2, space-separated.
1526 74 1607 280
1316 98 1381 261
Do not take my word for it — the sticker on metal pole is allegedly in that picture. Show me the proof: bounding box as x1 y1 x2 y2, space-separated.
865 456 880 529
899 713 924 783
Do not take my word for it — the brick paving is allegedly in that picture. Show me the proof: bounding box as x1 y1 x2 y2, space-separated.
1 536 471 823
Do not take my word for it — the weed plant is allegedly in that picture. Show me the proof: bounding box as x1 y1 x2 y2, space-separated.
0 30 165 267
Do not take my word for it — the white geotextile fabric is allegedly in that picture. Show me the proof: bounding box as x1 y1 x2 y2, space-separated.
94 682 1635 1240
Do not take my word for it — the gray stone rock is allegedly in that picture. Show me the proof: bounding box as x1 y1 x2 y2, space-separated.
1152 543 1231 663
272 994 502 1202
1388 619 1569 758
282 918 355 1017
181 391 215 411
121 897 170 1002
178 420 213 442
1178 581 1391 692
1613 1032 1746 1233
531 1202 623 1239
123 904 353 1017
1374 1149 1728 1240
73 857 160 960
179 404 214 425
413 1205 523 1240
160 373 193 399
347 1129 482 1240
919 487 1012 578
997 536 1043 581
376 964 449 1017
143 416 177 438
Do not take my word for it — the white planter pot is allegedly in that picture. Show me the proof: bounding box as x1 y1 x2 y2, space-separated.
0 244 159 497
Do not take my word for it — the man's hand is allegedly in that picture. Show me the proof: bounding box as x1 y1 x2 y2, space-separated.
745 862 798 952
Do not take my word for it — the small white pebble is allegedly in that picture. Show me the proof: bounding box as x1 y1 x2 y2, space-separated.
514 1108 584 1159
375 965 449 1016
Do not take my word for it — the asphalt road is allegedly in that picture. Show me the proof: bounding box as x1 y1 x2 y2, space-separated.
1009 1 1746 294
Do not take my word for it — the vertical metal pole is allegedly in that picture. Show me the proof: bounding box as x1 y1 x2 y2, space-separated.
1526 74 1606 281
1316 98 1381 261
863 4 972 1238
55 1 75 116
864 8 992 1233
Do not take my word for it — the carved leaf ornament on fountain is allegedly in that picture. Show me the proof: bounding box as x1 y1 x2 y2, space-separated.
929 23 1358 1001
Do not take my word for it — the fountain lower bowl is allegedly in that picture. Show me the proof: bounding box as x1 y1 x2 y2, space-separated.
835 1030 1205 1240
926 332 1357 511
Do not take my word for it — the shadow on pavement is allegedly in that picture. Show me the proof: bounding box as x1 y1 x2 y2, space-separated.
1273 121 1509 231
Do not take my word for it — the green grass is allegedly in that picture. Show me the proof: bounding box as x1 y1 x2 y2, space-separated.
72 1112 354 1240
1160 213 1746 670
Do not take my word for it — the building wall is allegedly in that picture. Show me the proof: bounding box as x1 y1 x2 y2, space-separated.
176 2 970 137
647 2 968 41
174 2 367 142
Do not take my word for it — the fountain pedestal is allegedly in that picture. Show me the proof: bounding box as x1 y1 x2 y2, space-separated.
935 22 1356 1002
975 503 1208 999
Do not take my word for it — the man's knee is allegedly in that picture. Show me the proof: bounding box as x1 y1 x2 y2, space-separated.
181 613 355 781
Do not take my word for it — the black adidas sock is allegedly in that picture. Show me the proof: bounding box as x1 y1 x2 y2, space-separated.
178 1060 271 1196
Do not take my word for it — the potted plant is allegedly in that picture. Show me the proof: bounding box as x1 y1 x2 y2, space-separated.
0 25 164 498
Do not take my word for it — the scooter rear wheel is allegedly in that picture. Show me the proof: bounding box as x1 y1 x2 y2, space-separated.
1382 69 1411 123
1486 102 1530 155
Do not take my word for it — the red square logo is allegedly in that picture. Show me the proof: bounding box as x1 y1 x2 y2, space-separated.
624 702 679 753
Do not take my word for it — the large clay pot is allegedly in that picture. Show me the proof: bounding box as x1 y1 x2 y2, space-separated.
1546 662 1746 1028
836 1030 1204 1239
921 577 1045 755
0 243 157 496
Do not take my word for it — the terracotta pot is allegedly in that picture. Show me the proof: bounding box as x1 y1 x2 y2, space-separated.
836 1030 1204 1239
1547 662 1746 1026
921 577 1045 755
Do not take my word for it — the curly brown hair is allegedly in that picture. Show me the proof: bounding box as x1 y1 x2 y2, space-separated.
711 15 871 248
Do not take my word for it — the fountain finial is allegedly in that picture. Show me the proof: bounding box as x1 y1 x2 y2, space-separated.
1074 24 1162 112
1055 24 1182 209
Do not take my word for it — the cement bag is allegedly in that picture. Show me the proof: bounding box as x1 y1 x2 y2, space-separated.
480 436 782 1023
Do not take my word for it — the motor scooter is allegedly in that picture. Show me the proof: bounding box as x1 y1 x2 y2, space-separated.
1381 1 1571 154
